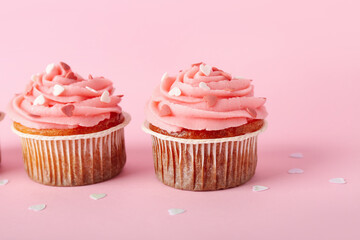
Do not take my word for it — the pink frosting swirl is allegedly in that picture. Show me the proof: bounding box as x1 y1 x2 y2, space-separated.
146 62 268 132
8 62 123 129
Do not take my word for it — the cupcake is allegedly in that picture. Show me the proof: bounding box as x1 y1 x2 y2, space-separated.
143 62 267 191
8 62 130 186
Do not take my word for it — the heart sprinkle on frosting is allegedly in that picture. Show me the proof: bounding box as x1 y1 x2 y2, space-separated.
168 87 181 97
53 84 65 96
45 63 55 74
100 90 111 103
86 86 97 93
61 105 75 117
65 71 77 80
159 104 172 117
33 95 46 106
199 82 211 90
60 62 71 72
199 64 212 76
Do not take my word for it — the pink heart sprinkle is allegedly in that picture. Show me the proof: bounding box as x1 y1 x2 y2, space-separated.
159 104 172 117
60 62 71 72
65 72 77 80
61 105 75 117
203 95 217 107
246 107 257 118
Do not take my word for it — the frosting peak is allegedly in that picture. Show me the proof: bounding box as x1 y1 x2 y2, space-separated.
146 63 267 132
9 62 123 129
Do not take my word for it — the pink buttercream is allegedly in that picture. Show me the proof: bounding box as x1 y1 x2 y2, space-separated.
146 63 267 132
8 62 123 129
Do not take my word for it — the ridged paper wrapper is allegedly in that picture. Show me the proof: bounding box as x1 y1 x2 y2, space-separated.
12 112 131 186
142 121 267 191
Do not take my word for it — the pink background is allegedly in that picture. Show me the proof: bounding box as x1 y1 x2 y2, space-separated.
0 0 359 239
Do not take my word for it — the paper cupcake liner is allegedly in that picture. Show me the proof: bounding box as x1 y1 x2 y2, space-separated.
12 112 131 186
142 121 267 191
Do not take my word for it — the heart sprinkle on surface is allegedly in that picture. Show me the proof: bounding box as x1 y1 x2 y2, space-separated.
289 153 304 159
0 179 9 185
252 185 269 192
28 204 46 212
329 178 346 184
288 168 304 174
90 193 107 200
168 208 186 216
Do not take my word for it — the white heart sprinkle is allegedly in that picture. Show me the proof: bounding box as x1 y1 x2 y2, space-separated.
0 179 9 185
161 72 168 82
168 208 186 216
252 185 269 192
33 95 46 106
200 64 212 76
53 84 65 96
86 86 97 93
45 63 55 74
288 168 304 174
199 82 211 90
289 153 303 159
168 87 181 96
329 178 346 184
100 90 111 103
28 204 46 212
90 193 107 200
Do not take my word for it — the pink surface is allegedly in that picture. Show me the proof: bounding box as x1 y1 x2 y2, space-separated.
0 0 360 239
